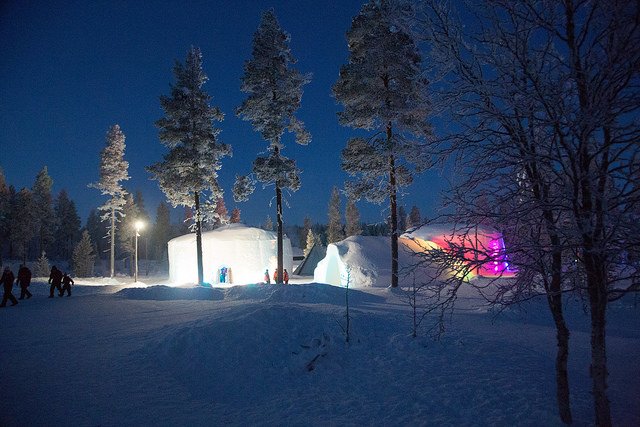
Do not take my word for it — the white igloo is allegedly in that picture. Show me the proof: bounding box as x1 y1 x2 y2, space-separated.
168 224 293 285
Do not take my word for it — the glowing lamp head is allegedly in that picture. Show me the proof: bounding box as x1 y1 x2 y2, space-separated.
135 220 145 232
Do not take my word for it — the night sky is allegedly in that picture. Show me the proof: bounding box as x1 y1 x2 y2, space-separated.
0 0 447 227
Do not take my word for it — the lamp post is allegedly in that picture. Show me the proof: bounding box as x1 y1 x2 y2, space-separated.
134 220 145 282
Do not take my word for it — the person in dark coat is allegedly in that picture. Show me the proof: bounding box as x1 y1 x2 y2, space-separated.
60 273 74 297
0 267 18 307
48 265 63 298
16 264 32 299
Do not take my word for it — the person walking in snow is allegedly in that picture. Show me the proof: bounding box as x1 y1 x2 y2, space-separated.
16 264 32 299
264 269 270 284
60 273 74 297
283 269 289 285
0 267 18 307
273 269 278 284
48 265 63 298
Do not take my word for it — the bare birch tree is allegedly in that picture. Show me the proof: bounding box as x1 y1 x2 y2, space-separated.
417 1 640 425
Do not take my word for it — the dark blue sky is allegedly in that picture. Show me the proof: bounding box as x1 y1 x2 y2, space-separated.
0 0 447 227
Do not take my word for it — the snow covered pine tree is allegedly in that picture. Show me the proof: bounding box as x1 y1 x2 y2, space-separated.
327 187 344 244
90 124 129 278
148 47 231 285
334 0 431 288
32 166 55 257
234 10 311 284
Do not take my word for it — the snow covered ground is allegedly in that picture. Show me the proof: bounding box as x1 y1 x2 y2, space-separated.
1 276 639 426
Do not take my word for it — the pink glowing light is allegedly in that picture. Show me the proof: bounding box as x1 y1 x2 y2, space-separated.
406 226 517 279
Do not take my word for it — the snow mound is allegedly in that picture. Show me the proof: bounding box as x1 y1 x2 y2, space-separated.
313 235 432 287
144 305 342 401
117 283 387 305
260 283 386 305
116 285 225 301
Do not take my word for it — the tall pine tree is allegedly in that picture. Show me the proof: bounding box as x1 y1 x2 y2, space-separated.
152 202 171 262
304 228 320 257
234 10 311 284
333 0 431 287
90 124 129 278
229 207 241 224
0 169 11 264
148 46 231 285
10 188 36 263
73 230 96 277
327 187 344 244
406 205 421 230
118 193 140 275
53 190 81 262
397 205 407 233
4 185 16 259
32 166 55 257
300 215 312 248
85 209 108 261
345 198 362 237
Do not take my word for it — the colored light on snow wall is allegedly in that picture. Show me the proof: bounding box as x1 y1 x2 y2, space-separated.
420 236 515 278
408 225 516 279
477 237 515 278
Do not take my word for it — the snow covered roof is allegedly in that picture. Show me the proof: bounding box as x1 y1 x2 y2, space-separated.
168 223 280 244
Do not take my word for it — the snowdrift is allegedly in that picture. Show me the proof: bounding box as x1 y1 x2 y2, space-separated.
168 224 292 285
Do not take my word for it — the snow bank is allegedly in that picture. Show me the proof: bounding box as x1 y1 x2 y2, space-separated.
168 224 293 285
1 280 638 425
116 285 225 301
115 282 386 305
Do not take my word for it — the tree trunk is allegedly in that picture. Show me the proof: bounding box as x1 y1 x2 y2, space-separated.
387 123 398 288
194 191 204 285
553 310 572 423
544 221 573 425
585 254 611 427
547 257 572 425
276 184 284 284
110 207 115 278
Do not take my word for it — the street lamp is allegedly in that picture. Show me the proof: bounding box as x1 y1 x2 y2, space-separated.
134 220 145 282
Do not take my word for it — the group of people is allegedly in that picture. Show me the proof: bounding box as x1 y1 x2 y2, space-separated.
1 264 33 307
48 265 74 298
263 268 289 285
0 264 75 307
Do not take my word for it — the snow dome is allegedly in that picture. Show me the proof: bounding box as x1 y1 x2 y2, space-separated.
313 225 515 287
168 224 293 285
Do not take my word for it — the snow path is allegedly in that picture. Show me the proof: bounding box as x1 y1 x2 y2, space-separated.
1 281 638 426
